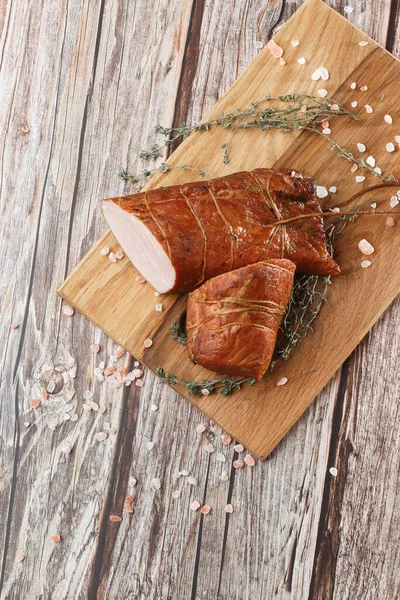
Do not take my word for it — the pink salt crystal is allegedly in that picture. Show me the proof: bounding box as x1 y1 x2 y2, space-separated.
279 57 286 66
135 379 144 387
225 504 234 514
384 114 393 124
95 432 108 441
351 101 358 108
196 423 206 433
395 135 400 145
322 127 331 134
267 39 283 58
361 260 372 269
62 305 74 316
100 246 110 256
115 251 125 260
200 505 211 515
108 252 117 263
351 163 358 172
277 377 288 386
359 41 368 46
91 344 100 353
365 105 373 113
360 85 368 92
15 554 25 563
10 323 19 329
350 82 357 89
244 455 256 466
358 239 374 255
322 120 330 128
135 275 146 284
144 338 153 348
104 366 115 376
201 388 210 396
114 346 125 358
233 459 245 469
221 433 232 445
190 501 201 511
386 217 395 227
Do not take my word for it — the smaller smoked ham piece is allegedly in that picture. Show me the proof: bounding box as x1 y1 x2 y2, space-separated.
186 259 295 380
102 168 339 294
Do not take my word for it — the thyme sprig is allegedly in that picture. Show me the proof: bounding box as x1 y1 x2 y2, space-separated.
118 164 208 188
170 322 187 346
156 367 256 396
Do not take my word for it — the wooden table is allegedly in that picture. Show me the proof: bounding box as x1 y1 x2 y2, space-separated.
1 1 399 598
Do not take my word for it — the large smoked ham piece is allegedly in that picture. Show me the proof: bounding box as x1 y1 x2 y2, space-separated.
186 259 296 380
102 168 339 294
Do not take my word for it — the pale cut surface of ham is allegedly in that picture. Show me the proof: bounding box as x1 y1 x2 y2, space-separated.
102 168 340 294
186 259 296 380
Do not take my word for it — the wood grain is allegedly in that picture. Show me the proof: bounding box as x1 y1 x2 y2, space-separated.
1 0 400 598
59 0 400 460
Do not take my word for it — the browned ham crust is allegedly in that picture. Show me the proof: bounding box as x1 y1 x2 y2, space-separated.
103 168 339 294
186 259 296 380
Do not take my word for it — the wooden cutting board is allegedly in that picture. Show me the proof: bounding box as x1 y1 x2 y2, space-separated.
58 0 400 459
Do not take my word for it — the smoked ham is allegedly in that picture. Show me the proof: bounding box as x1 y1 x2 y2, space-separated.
186 259 296 380
102 168 339 294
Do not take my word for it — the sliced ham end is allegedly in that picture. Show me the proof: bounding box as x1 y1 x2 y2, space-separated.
102 200 176 294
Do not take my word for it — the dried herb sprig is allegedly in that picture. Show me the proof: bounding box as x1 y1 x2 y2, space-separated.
156 367 256 396
170 322 187 346
118 163 209 189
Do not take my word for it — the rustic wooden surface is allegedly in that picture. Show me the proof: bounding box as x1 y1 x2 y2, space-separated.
59 0 400 460
0 0 399 598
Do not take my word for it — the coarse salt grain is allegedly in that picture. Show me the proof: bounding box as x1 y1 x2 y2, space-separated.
277 377 288 386
234 443 244 452
91 344 100 353
201 388 210 396
155 303 163 312
361 260 372 269
24 421 30 427
366 155 375 167
319 67 329 80
188 476 197 485
357 143 366 152
216 453 226 462
358 239 374 255
225 504 234 514
221 433 232 445
390 196 399 208
115 251 124 260
279 58 286 66
329 467 338 476
332 207 340 213
83 390 93 400
15 554 25 562
311 69 322 81
144 338 153 348
395 136 400 145
330 104 339 111
221 471 229 482
255 40 264 49
384 114 393 124
205 443 215 453
124 503 134 513
51 534 62 543
351 163 358 173
365 105 373 113
62 305 74 316
70 414 78 422
172 490 181 499
109 515 122 522
190 501 201 511
322 127 331 135
359 40 368 46
355 176 365 183
31 399 40 409
147 441 154 451
180 469 189 476
129 476 137 487
322 120 329 128
136 275 146 284
95 432 107 441
316 186 328 199
108 252 117 263
351 101 358 108
104 366 115 376
150 404 158 411
318 89 328 98
10 323 19 329
154 291 160 297
115 346 125 358
297 57 306 64
344 5 353 13
386 142 395 153
350 82 357 89
360 85 368 92
386 217 395 227
370 203 377 209
196 423 206 433
373 166 382 175
136 379 144 387
267 39 283 58
329 186 337 193
200 505 211 515
291 39 299 47
244 455 256 466
233 459 245 469
82 404 92 411
100 246 110 256
152 477 161 489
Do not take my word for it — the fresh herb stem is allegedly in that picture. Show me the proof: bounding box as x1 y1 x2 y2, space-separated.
156 366 256 396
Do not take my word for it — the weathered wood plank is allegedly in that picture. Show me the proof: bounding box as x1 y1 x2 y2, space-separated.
0 0 195 596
